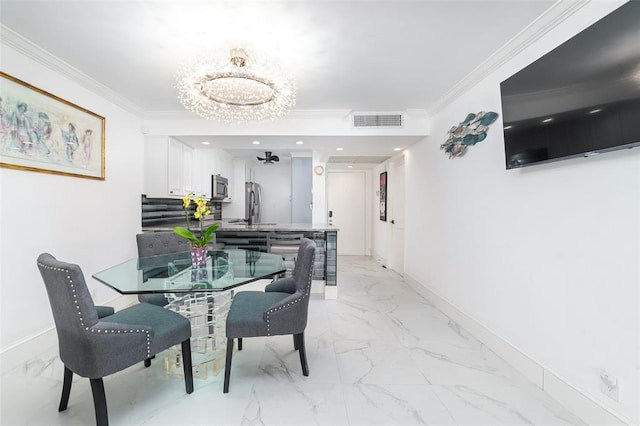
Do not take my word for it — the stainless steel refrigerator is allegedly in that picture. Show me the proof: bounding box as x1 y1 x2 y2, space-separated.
245 181 262 225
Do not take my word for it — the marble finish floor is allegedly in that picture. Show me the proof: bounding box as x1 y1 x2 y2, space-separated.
0 256 584 425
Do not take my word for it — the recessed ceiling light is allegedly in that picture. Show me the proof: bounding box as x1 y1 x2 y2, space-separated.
393 147 402 151
252 140 261 145
542 118 553 123
588 108 603 114
504 125 513 130
347 165 353 168
201 141 211 145
296 140 304 145
336 147 344 151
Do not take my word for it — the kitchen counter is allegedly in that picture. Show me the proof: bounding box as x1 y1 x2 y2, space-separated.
141 221 339 299
143 220 337 233
216 221 338 232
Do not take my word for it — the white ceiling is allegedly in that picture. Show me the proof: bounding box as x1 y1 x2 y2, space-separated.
0 0 555 165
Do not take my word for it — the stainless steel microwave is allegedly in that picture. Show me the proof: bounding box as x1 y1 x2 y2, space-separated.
211 175 228 200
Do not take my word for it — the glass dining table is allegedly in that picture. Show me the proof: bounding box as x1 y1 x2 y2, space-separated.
92 249 286 378
92 248 285 295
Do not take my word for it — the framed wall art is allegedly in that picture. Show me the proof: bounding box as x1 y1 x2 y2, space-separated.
0 71 105 180
379 171 387 222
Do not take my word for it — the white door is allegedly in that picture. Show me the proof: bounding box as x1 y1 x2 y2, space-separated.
387 158 405 275
327 172 366 255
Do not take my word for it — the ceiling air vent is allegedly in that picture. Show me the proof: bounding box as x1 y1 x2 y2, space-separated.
353 113 403 128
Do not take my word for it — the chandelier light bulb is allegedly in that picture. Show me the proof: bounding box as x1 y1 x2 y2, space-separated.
176 48 296 123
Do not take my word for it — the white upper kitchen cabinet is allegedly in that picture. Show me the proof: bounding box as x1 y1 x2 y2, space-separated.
181 143 194 195
144 136 193 198
192 148 234 199
211 149 233 180
145 138 234 199
193 149 214 198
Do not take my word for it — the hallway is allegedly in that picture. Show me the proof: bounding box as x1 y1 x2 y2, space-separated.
0 256 583 425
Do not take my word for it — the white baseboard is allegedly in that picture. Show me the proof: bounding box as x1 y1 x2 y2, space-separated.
404 273 630 426
311 279 324 294
371 250 385 266
0 326 58 376
543 370 632 426
324 285 338 300
0 294 137 375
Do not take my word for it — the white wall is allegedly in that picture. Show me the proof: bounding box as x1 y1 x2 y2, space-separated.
253 162 291 224
311 152 327 224
0 43 144 351
403 2 639 423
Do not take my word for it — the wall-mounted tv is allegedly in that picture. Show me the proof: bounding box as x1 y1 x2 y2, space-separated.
500 1 640 169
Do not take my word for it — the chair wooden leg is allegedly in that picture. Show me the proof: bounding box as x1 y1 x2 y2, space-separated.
89 378 108 426
295 332 309 376
293 334 299 351
223 338 233 393
58 366 73 412
238 337 243 351
181 339 194 394
143 354 156 368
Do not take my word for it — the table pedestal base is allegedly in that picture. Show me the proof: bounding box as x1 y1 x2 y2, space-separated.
163 290 234 379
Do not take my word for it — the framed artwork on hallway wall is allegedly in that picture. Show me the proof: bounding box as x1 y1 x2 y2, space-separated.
379 171 387 221
0 71 105 180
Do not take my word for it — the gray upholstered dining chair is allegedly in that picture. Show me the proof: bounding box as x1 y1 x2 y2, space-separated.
136 232 190 306
223 238 316 393
95 305 115 318
37 253 193 426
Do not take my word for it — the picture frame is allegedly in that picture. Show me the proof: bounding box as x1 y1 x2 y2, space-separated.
379 171 387 222
0 71 105 180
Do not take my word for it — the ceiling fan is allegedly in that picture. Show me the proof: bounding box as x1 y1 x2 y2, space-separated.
257 151 280 165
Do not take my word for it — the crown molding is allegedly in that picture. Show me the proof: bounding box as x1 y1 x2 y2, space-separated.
143 108 429 122
142 108 356 121
426 0 591 117
1 25 145 117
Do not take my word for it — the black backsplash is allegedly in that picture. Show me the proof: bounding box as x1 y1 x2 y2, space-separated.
142 194 220 228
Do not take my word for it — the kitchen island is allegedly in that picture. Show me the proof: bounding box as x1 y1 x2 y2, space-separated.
143 220 339 299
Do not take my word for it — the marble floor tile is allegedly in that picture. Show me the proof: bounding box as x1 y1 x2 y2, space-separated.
334 339 428 385
0 256 584 425
326 300 400 340
257 336 341 385
404 338 532 388
239 381 350 426
432 384 586 425
343 384 456 425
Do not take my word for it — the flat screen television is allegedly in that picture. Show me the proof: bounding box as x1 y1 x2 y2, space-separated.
500 1 640 169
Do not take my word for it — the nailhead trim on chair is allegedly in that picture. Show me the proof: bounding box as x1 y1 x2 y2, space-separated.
264 254 315 336
38 262 152 358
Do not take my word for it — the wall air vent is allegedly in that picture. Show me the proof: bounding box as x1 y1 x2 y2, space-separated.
353 113 403 128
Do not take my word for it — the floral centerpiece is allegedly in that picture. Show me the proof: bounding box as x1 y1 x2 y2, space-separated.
173 193 219 267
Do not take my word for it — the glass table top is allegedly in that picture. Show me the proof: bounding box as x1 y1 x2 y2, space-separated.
92 249 285 294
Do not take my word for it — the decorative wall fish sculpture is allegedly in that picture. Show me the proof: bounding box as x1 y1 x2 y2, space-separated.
440 111 499 159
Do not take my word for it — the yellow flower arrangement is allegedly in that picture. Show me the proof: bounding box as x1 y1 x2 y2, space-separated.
173 192 219 248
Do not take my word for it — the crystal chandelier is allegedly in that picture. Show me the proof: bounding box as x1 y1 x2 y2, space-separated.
176 48 296 123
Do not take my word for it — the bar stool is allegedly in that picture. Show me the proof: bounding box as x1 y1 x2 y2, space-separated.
267 233 303 277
